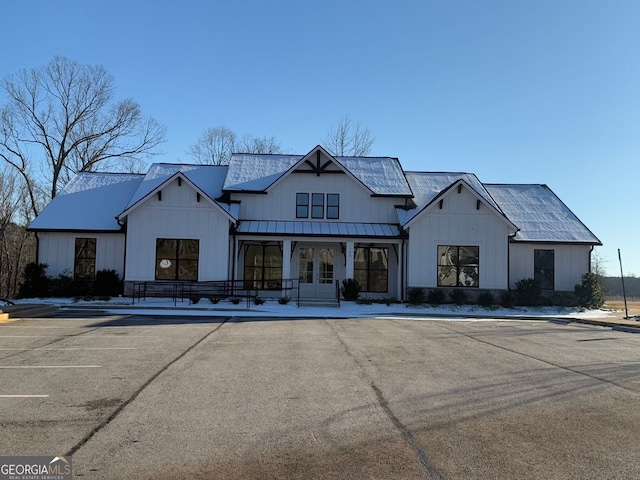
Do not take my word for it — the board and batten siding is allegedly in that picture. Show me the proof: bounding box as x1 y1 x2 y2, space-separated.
124 178 231 282
509 243 591 291
37 232 125 278
406 187 510 289
235 172 402 223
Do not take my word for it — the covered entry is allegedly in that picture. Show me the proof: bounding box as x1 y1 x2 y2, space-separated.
298 245 337 299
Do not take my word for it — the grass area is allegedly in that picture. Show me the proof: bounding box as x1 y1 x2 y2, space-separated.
604 299 640 317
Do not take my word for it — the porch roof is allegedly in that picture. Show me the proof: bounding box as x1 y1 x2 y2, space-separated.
235 220 404 238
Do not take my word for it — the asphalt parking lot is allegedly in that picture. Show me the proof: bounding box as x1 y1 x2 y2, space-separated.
1 311 640 479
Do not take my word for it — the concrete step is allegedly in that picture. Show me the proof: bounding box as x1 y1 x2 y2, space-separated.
298 298 340 308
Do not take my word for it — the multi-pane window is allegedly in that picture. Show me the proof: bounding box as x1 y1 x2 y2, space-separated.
354 247 389 292
327 194 340 219
244 244 283 290
296 193 340 219
534 249 554 290
296 193 309 218
311 193 324 219
437 246 479 287
155 239 199 281
74 238 96 279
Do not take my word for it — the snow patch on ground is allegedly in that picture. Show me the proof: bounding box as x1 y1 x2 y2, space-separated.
8 297 620 320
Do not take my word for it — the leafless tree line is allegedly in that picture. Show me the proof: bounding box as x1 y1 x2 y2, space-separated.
0 56 376 298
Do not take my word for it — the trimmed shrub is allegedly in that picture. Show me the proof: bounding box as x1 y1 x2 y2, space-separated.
476 291 495 308
427 289 447 305
341 278 361 301
230 297 241 305
500 291 514 308
575 272 605 309
190 297 201 305
18 263 49 298
254 296 265 305
94 269 123 297
407 287 426 305
515 278 541 306
209 297 220 304
278 296 290 305
450 289 467 305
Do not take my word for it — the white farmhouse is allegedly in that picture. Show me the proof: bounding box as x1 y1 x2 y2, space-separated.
28 145 601 303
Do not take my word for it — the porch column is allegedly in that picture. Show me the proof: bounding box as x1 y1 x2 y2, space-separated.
346 241 355 279
282 240 292 294
397 240 403 301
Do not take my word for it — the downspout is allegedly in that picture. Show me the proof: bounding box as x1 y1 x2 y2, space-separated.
507 231 518 290
588 245 594 272
117 217 127 287
34 232 40 265
401 238 406 302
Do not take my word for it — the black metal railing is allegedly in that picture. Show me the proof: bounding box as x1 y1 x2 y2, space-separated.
131 278 300 307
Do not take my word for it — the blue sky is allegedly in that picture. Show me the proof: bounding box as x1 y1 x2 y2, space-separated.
2 0 639 276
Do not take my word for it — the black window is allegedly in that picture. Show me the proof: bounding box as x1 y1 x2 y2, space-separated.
311 193 324 219
244 244 283 290
534 249 554 290
354 247 389 292
74 238 96 279
296 193 309 218
155 239 199 281
437 246 479 287
327 194 340 219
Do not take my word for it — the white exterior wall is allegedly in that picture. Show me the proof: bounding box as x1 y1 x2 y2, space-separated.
124 178 230 281
234 172 402 223
509 243 591 291
406 187 510 289
37 231 125 277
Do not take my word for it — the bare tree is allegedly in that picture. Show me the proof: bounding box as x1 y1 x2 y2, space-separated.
189 128 282 164
323 115 374 156
189 126 237 165
237 134 281 154
0 56 166 217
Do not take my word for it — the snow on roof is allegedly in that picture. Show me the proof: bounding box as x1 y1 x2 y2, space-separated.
223 152 412 196
118 163 236 220
123 163 228 209
485 184 601 244
28 173 144 231
334 156 412 196
397 172 500 225
223 154 303 191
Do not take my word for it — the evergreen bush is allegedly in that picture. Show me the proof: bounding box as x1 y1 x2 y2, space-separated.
94 269 123 297
575 272 605 309
341 278 361 301
515 278 541 306
427 289 447 305
477 291 495 308
450 289 467 305
407 287 426 305
18 263 49 298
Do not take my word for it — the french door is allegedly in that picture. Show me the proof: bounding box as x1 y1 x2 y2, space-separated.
299 246 335 298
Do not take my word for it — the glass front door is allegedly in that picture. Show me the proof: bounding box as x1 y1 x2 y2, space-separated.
299 246 335 298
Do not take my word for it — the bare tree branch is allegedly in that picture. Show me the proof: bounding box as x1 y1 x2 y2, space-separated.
0 56 166 215
323 115 374 156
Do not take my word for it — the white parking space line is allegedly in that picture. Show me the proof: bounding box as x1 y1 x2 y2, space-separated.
0 395 49 398
0 365 101 369
0 347 136 350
